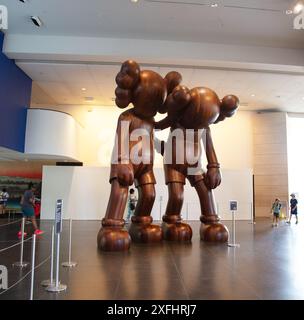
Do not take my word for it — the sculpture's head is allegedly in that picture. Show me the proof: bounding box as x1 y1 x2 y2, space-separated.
115 60 182 118
177 87 239 129
214 95 239 123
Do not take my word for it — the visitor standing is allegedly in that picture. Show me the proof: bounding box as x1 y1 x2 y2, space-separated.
287 193 298 225
0 188 9 215
271 198 281 227
19 184 44 237
126 188 137 223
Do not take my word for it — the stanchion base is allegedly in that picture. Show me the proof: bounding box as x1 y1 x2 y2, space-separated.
41 279 56 287
62 262 77 268
13 261 29 268
46 283 67 292
228 243 240 248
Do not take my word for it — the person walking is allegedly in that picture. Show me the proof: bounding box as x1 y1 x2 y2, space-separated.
287 193 298 225
126 188 137 223
0 188 9 215
271 198 281 227
18 184 44 238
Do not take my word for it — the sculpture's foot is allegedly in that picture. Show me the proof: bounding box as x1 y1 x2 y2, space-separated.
129 216 163 243
97 218 130 251
200 222 229 243
162 214 192 241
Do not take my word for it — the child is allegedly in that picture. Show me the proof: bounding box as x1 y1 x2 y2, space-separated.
271 198 281 227
126 188 137 223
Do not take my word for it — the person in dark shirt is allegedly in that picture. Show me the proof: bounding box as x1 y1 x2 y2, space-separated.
287 193 298 225
18 184 44 238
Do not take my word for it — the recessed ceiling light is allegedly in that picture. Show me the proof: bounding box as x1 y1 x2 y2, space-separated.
211 3 219 8
81 88 87 91
286 9 293 15
31 16 43 27
251 94 255 97
294 2 304 14
130 0 139 3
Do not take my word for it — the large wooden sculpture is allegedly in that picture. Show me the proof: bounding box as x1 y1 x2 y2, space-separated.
97 60 185 251
97 59 239 251
159 87 239 242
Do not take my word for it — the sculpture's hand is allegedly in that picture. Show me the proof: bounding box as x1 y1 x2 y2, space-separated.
167 85 191 122
117 164 134 187
205 168 221 189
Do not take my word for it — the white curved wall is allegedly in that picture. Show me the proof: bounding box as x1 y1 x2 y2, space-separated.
25 109 83 160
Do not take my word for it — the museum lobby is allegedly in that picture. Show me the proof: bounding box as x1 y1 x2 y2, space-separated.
1 0 304 304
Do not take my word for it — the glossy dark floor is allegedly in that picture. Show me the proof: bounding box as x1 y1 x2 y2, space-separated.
0 218 303 300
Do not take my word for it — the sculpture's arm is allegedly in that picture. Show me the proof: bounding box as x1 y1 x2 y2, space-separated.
202 127 221 189
154 85 191 130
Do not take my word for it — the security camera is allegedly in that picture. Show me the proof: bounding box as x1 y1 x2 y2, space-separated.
31 16 43 27
19 0 27 3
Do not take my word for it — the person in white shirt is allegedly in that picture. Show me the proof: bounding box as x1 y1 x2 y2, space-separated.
126 188 137 223
0 188 9 215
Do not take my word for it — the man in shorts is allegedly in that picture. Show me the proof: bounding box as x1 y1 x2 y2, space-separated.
18 184 44 238
287 193 298 225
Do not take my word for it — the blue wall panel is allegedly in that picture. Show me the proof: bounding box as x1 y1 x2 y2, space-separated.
0 32 32 152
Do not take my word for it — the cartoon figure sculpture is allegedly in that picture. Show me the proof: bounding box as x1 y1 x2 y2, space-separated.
97 60 187 251
159 87 239 242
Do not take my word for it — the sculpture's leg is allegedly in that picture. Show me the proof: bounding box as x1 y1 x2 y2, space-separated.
97 179 131 251
194 178 229 243
162 182 192 241
129 183 163 243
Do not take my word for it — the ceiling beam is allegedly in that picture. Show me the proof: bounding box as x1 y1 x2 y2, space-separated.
4 34 304 74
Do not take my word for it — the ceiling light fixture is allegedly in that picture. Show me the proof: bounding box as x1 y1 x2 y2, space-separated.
294 2 304 14
251 94 255 97
131 0 139 3
81 88 87 91
211 3 219 8
85 97 95 102
31 16 43 27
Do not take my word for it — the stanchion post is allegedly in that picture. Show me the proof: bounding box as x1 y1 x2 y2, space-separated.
186 202 189 222
228 201 240 248
41 226 55 287
248 202 256 225
46 199 67 292
62 218 77 268
159 196 163 222
30 234 36 300
13 217 29 268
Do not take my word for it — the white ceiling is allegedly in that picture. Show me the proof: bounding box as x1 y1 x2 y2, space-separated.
1 0 303 49
17 61 304 113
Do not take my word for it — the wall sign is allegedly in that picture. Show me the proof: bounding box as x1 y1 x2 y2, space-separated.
55 199 63 234
229 200 238 211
